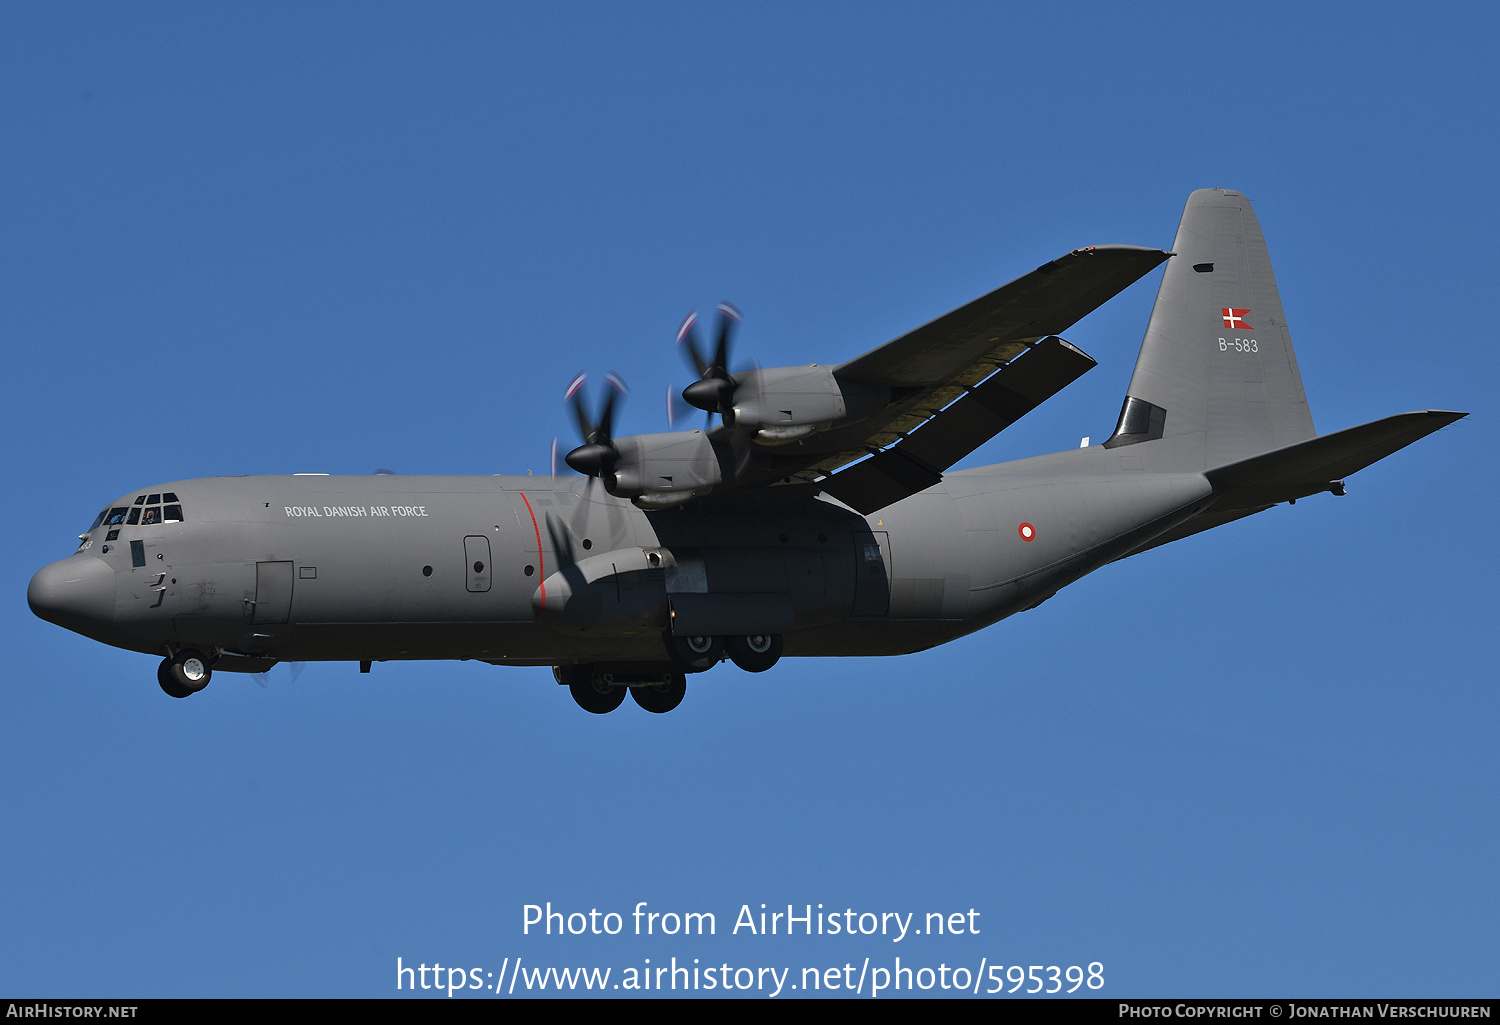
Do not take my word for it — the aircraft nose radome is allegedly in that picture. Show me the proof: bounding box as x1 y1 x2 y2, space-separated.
28 556 115 631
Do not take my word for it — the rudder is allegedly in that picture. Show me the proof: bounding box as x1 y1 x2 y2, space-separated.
1104 189 1315 468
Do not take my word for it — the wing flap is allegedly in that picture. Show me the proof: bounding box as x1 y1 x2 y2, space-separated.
821 336 1098 514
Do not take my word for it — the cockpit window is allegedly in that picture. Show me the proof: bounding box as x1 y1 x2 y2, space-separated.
91 495 185 533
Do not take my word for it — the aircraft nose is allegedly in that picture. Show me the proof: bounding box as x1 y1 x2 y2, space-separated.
28 556 116 632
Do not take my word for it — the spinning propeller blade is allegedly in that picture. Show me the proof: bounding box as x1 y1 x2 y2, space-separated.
562 371 629 489
678 302 743 425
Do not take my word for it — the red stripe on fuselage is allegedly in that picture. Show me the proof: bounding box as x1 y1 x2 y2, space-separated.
520 492 544 614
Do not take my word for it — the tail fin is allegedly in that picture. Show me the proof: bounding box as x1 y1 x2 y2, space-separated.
1104 189 1315 468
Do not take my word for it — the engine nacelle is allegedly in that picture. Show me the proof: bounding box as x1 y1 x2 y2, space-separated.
731 365 887 443
606 430 724 507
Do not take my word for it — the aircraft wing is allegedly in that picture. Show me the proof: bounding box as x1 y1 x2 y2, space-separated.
819 335 1098 513
755 245 1168 498
836 244 1169 389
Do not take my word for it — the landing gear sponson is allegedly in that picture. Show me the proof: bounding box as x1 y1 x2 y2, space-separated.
556 633 783 713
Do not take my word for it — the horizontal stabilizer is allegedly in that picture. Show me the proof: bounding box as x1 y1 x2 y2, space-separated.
1207 410 1467 509
822 335 1097 514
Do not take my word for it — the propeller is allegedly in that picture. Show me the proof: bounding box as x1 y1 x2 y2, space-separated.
665 384 702 429
677 302 741 426
562 371 628 489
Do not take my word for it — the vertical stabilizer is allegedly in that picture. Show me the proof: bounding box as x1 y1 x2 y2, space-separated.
1105 189 1315 468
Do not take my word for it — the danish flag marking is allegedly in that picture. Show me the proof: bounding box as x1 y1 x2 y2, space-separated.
1221 308 1253 330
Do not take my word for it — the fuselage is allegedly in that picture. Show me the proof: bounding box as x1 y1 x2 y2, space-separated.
29 446 1214 673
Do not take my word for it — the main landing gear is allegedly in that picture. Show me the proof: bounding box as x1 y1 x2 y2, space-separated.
667 633 784 675
555 664 685 714
663 634 723 673
157 649 212 699
664 633 784 674
556 633 784 714
557 665 627 715
631 673 687 714
726 634 783 673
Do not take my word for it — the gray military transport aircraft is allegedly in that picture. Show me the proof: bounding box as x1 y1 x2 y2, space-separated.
29 190 1464 713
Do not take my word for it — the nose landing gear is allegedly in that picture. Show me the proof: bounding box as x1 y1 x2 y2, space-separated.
157 649 212 698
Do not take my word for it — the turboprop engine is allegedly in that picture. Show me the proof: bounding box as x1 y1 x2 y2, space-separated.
723 364 887 443
606 431 723 507
675 304 887 442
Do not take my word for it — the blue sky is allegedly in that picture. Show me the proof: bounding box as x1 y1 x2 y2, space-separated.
3 3 1495 998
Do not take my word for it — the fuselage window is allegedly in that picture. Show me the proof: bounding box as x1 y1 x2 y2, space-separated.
89 508 109 531
126 507 141 525
141 506 162 525
104 507 129 526
162 492 179 503
132 495 145 505
146 494 161 504
163 505 183 523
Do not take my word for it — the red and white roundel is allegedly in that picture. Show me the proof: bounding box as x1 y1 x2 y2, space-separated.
1018 522 1036 541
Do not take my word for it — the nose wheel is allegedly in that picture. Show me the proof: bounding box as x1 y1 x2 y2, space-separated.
158 650 212 698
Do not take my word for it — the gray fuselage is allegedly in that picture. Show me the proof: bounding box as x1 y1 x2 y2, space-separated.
30 446 1213 672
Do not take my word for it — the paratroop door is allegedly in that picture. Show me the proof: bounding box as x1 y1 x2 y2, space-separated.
252 561 294 624
851 530 890 617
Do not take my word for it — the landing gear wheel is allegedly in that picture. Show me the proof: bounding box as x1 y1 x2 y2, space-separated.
632 674 686 714
567 671 626 714
727 634 783 673
663 633 723 673
158 650 211 698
